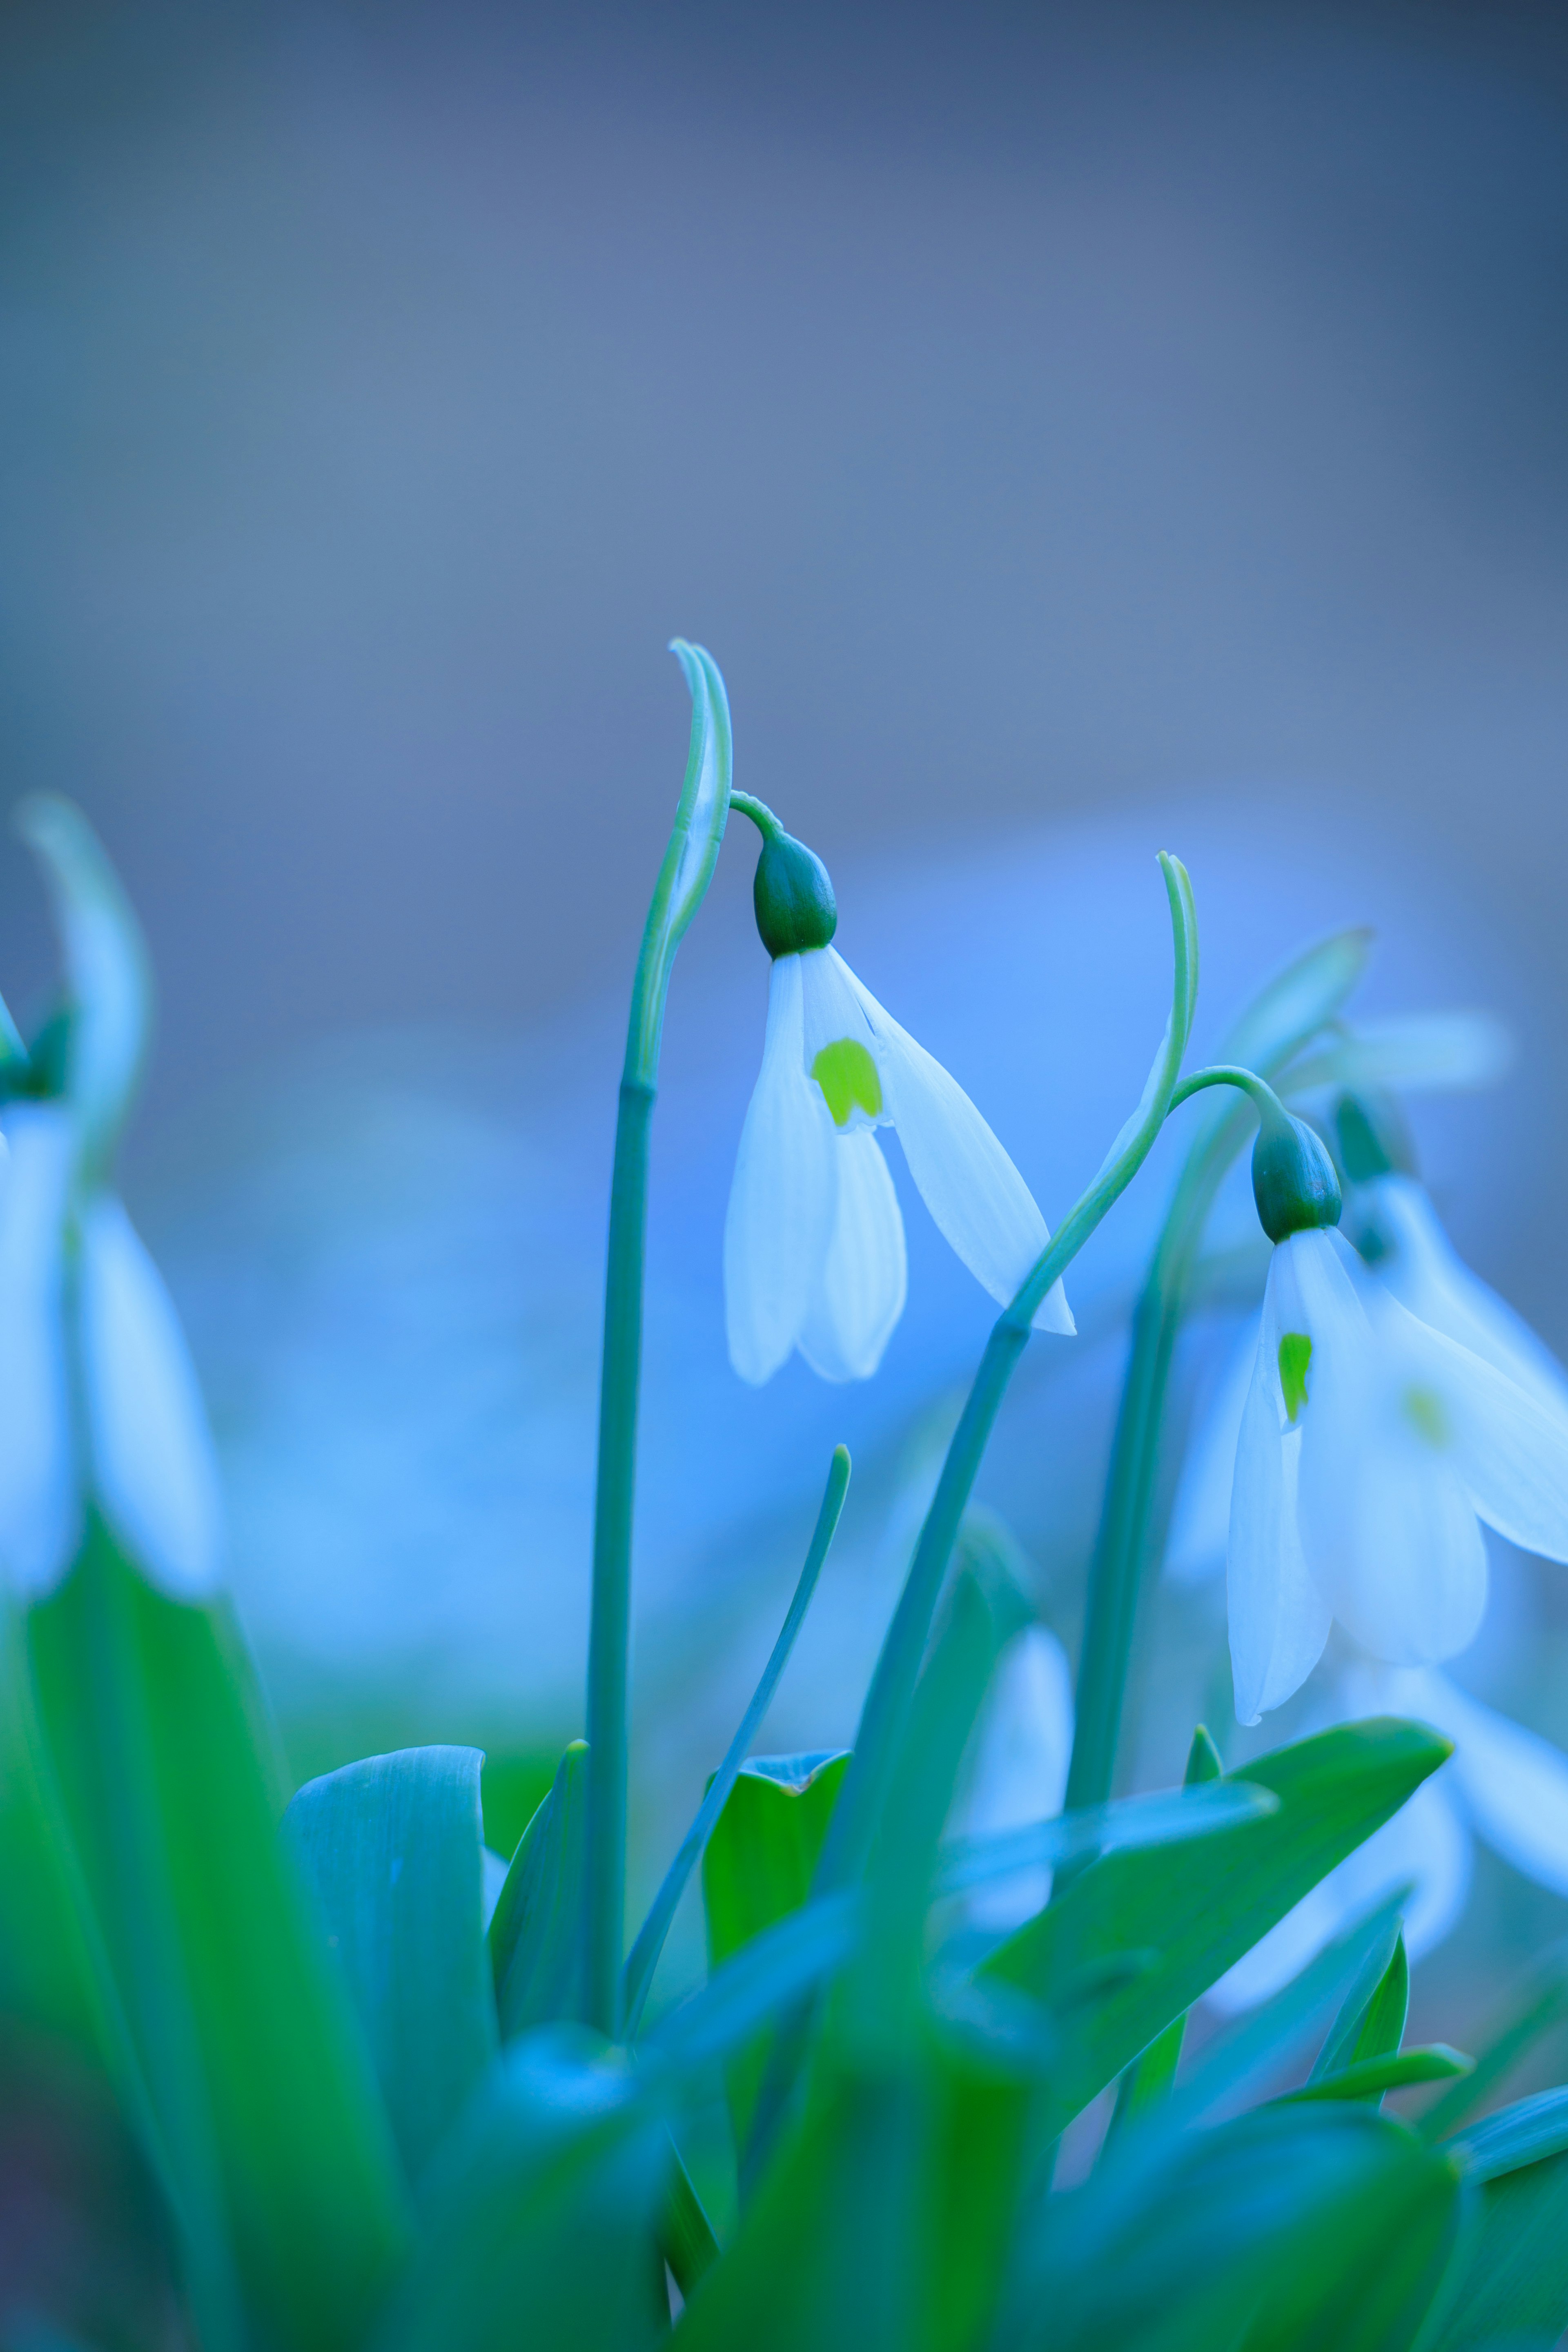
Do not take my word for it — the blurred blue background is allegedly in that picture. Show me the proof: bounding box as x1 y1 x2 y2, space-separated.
2 0 1568 2025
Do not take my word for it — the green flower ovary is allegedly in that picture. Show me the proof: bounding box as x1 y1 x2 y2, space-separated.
1278 1331 1312 1423
812 1038 882 1129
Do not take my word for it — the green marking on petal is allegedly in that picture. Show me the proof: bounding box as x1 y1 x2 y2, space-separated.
812 1037 882 1129
1402 1383 1450 1448
1278 1331 1313 1423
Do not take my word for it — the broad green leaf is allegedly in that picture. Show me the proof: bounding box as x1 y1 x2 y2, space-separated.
933 1779 1276 1898
284 1745 498 2187
380 2027 668 2352
489 1739 589 2039
29 1525 410 2352
1282 2047 1470 2106
1421 2143 1568 2351
1443 2085 1568 2182
996 2103 1461 2352
986 1719 1449 2136
701 1749 848 2146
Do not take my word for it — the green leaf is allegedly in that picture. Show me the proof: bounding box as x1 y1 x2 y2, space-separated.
986 1718 1450 2138
283 1745 498 2187
622 1445 849 2035
1443 2085 1568 2183
1313 1930 1410 2086
701 1750 848 2148
650 1889 860 2075
996 2102 1462 2352
1420 1952 1568 2142
933 1779 1276 1898
489 1739 590 2039
28 1525 410 2352
1282 2047 1471 2106
381 2027 669 2352
1420 2142 1568 2350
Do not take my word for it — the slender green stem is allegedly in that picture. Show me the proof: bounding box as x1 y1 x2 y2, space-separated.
1064 935 1371 1814
730 791 781 839
621 1445 851 2037
584 1078 655 2035
583 644 733 2038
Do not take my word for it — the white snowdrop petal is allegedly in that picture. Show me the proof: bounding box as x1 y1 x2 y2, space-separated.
956 1623 1074 1934
840 958 1074 1334
1305 1432 1488 1666
0 1109 80 1597
78 1194 223 1599
1392 1306 1568 1566
1226 1339 1332 1724
1409 1669 1568 1898
797 1130 907 1382
1368 1177 1568 1421
724 956 837 1384
1166 1314 1259 1586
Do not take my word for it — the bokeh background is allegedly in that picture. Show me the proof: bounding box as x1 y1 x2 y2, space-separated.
3 0 1568 2056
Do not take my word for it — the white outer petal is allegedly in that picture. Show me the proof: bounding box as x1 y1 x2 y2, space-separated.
838 953 1073 1334
1166 1313 1259 1585
1395 1666 1568 1898
1205 1875 1348 2013
1367 1176 1568 1421
956 1623 1074 1933
0 1108 79 1597
797 1129 907 1382
1293 1245 1488 1667
78 1193 223 1598
1226 1294 1331 1725
1390 1303 1568 1566
723 956 837 1384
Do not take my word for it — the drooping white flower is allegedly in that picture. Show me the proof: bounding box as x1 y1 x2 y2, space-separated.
952 1621 1075 1932
0 800 223 1602
1354 1170 1568 1423
1209 1655 1568 2012
725 939 1073 1384
1228 1223 1568 1724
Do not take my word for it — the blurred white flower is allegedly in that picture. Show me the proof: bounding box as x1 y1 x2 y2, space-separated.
951 1621 1075 1933
724 945 1073 1385
1192 1226 1568 1724
1210 1656 1568 2012
1354 1172 1568 1422
0 1103 222 1601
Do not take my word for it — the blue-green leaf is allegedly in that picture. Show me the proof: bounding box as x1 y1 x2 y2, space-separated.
1444 2085 1568 2183
381 2028 668 2352
1281 2047 1470 2106
489 1738 589 2040
284 1744 497 2187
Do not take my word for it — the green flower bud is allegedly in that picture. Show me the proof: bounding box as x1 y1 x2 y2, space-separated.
1252 1107 1342 1244
1334 1089 1417 1184
753 827 837 959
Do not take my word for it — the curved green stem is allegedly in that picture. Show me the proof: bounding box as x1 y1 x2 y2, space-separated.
816 853 1199 1899
1063 934 1372 1815
730 790 782 841
584 643 733 2038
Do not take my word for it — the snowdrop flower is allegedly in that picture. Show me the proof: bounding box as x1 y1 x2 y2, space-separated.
953 1620 1075 1932
1337 1091 1568 1424
724 797 1072 1384
1209 1654 1568 2012
0 798 221 1601
1223 1098 1568 1725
